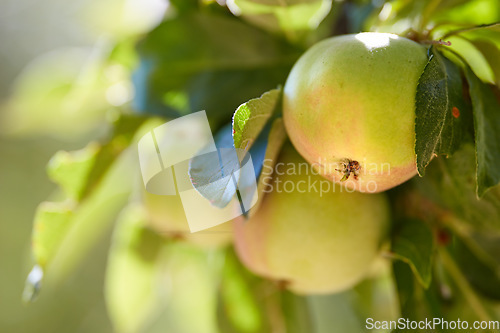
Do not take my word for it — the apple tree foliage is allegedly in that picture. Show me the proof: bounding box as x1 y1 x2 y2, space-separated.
20 0 500 332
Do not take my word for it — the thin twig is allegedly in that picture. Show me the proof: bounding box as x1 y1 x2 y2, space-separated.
439 247 493 323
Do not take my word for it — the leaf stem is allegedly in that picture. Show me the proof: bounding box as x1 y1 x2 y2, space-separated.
439 247 493 322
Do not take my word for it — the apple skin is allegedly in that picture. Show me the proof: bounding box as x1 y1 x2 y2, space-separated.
283 32 428 193
142 190 238 248
234 143 390 294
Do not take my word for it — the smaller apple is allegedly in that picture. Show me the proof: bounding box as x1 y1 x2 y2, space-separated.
234 143 391 294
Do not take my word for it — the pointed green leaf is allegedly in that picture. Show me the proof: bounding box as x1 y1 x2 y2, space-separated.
391 218 435 288
415 47 469 176
230 89 287 217
28 117 160 291
232 88 281 150
44 146 138 284
189 88 284 210
464 67 500 196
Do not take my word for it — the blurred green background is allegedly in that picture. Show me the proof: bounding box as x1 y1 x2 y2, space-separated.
0 0 165 331
3 1 500 332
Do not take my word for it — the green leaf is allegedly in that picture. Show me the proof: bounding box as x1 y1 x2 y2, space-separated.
227 0 332 44
44 146 138 284
391 218 435 288
188 88 284 210
230 89 287 217
28 117 160 291
134 12 300 130
24 146 138 301
232 88 281 150
464 67 500 196
105 204 167 333
415 47 469 176
25 114 156 300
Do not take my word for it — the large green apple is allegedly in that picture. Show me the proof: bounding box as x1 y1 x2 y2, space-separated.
234 143 390 294
283 32 428 193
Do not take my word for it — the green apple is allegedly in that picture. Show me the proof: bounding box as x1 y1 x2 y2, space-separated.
283 32 428 193
234 143 390 294
143 190 237 248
